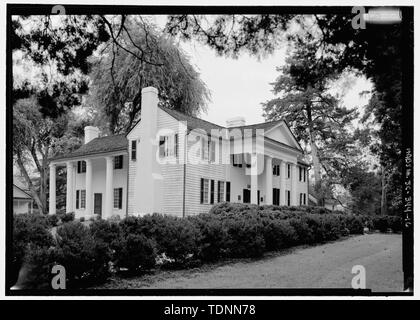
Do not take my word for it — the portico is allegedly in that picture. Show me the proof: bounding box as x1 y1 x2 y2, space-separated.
49 150 128 219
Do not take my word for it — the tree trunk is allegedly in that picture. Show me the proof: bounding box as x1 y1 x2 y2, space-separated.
306 104 322 206
16 156 45 214
381 166 388 215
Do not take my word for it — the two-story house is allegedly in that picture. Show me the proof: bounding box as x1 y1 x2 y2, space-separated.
49 87 309 219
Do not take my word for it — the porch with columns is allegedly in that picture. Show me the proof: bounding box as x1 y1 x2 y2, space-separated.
245 153 299 206
49 153 126 218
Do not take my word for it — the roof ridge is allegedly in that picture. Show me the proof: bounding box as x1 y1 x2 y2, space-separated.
159 106 225 128
229 119 283 129
159 106 283 130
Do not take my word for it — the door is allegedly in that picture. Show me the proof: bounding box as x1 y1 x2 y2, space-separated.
94 193 102 217
243 189 250 204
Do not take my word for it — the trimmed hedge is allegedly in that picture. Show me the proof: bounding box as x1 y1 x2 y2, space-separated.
12 205 402 289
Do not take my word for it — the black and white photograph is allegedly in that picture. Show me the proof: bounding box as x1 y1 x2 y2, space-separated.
4 1 415 300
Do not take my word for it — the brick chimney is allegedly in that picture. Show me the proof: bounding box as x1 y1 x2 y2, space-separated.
226 116 246 128
84 126 99 144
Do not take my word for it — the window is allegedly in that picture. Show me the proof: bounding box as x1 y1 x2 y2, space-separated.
217 181 225 203
200 178 210 204
131 140 137 161
159 134 178 158
226 181 231 202
113 188 123 209
80 190 86 209
243 153 251 168
243 189 251 204
286 190 291 206
287 164 291 179
273 188 280 206
77 161 86 173
76 190 80 209
273 164 280 176
114 155 123 169
201 137 209 160
232 154 243 167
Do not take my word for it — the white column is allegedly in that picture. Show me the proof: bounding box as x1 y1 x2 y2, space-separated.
265 156 273 205
280 161 286 205
105 156 114 218
291 163 298 206
251 153 258 204
49 164 56 215
85 159 93 215
66 162 74 213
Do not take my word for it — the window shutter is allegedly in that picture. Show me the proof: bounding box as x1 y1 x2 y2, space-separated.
226 181 231 202
77 161 81 173
210 180 215 204
174 134 179 158
200 178 204 204
76 190 79 209
118 188 123 209
131 140 137 160
217 181 221 203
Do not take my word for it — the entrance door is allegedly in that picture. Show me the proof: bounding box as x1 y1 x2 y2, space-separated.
243 189 250 204
94 193 102 217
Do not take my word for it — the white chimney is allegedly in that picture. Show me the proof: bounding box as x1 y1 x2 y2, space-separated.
84 126 99 144
226 116 246 128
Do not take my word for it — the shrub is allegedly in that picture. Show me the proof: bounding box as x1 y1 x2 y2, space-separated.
131 214 201 267
222 213 265 258
19 245 57 289
12 214 54 287
114 233 157 272
288 217 315 244
189 214 228 262
46 214 59 227
344 215 364 235
388 216 402 233
372 216 389 233
262 219 298 251
54 221 110 287
59 212 75 223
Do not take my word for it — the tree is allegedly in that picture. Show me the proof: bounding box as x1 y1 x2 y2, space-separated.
166 13 408 214
88 16 210 134
262 41 357 204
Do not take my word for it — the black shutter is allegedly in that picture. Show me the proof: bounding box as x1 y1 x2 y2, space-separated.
118 188 123 209
226 182 231 202
76 190 79 209
200 178 204 204
131 140 137 160
77 161 80 173
210 180 215 204
174 134 178 158
217 181 221 203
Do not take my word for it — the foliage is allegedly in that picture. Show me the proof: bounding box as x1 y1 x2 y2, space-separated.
54 221 110 287
58 212 75 223
88 16 210 134
12 214 54 286
12 204 402 289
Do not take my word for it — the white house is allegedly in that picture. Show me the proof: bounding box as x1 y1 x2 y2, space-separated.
13 184 33 214
49 87 309 219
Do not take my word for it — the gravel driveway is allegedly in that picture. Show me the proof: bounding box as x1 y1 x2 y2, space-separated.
98 233 403 292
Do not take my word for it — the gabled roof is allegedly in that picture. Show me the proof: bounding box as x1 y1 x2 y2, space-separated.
13 184 32 199
159 106 225 133
51 134 128 161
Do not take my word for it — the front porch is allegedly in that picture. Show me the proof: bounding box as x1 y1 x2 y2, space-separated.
49 151 128 219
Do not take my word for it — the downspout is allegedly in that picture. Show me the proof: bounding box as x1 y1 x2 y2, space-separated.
182 132 187 218
125 150 129 218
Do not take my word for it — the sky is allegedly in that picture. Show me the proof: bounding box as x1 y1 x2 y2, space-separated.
151 15 373 128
